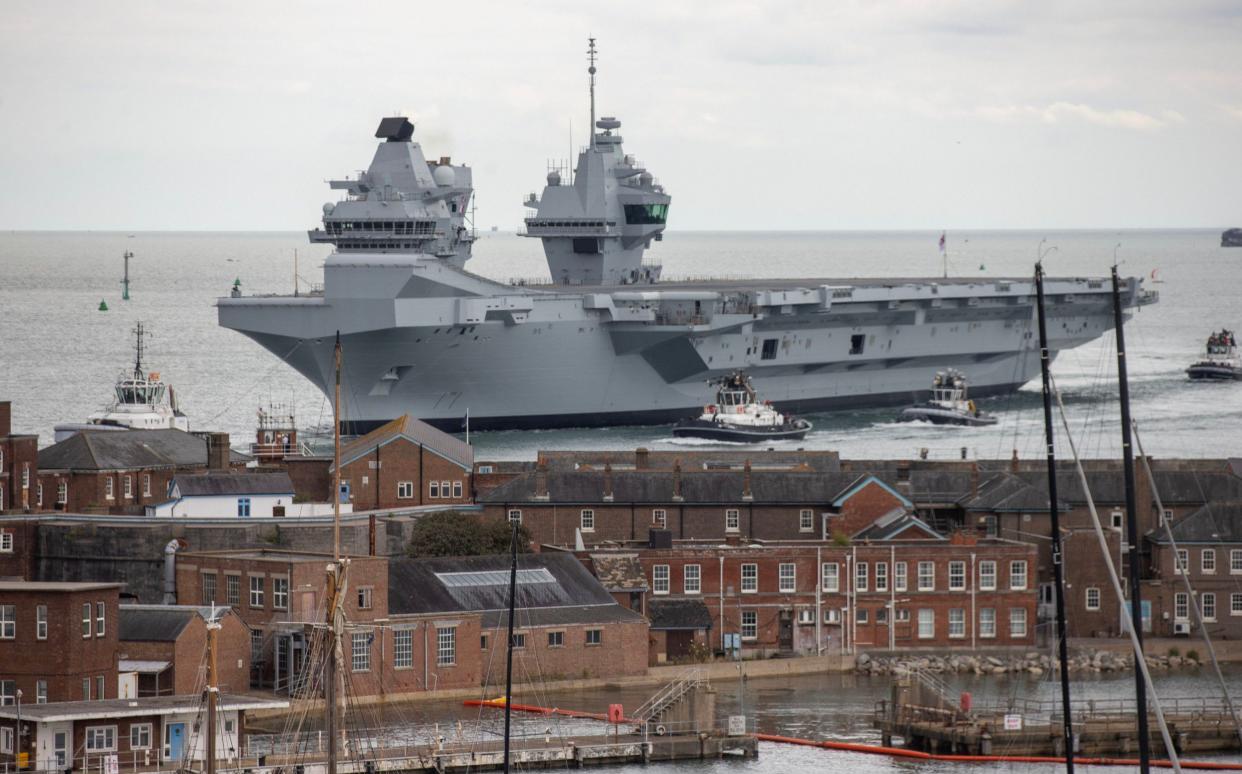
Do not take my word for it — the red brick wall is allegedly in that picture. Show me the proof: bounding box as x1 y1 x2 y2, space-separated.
833 479 910 537
36 469 177 515
0 585 120 702
479 619 648 683
340 439 471 510
0 520 36 579
0 434 37 512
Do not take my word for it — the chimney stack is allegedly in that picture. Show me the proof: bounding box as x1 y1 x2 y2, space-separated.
672 458 684 502
0 401 10 437
534 456 550 501
742 459 753 501
206 433 230 471
1010 448 1020 473
635 447 649 470
602 463 614 502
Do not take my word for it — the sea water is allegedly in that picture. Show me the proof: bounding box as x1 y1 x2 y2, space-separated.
1 229 1237 462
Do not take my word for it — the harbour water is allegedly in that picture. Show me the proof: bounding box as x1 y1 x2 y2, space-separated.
256 666 1242 773
2 228 1238 462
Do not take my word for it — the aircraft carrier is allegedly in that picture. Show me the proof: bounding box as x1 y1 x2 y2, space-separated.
217 42 1158 433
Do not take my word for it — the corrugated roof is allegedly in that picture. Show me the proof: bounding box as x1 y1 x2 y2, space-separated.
38 429 245 472
119 604 229 642
388 553 643 627
648 598 713 631
172 472 294 496
336 415 472 472
0 694 287 722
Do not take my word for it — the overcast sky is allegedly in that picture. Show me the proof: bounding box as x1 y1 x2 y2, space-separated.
1 1 1239 230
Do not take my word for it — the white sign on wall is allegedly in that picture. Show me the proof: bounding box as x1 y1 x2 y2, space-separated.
1003 714 1023 731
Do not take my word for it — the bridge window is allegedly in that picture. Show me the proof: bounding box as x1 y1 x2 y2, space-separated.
761 339 778 360
623 203 668 225
849 334 865 355
573 238 601 254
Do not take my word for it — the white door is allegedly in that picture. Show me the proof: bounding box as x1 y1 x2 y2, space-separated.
38 722 72 770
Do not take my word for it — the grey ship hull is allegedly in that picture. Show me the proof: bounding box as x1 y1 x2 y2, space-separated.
219 255 1157 433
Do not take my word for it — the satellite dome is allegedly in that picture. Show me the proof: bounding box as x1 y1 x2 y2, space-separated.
596 116 621 130
322 203 335 215
639 171 653 186
432 165 456 187
547 170 562 186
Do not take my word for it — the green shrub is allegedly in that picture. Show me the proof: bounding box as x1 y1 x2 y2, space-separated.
1185 649 1200 663
1167 646 1180 658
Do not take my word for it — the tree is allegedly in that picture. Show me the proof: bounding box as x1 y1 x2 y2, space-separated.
407 511 532 558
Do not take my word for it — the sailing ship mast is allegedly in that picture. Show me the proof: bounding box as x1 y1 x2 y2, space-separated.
502 521 519 773
1112 265 1152 772
205 607 221 774
325 332 345 774
1034 260 1076 771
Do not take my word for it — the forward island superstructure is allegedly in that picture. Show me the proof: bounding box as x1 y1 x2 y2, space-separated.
218 42 1158 433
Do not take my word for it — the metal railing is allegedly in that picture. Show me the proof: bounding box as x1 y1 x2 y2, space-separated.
632 668 703 723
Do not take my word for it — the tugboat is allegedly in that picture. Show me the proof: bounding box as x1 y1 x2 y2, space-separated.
1222 228 1242 248
898 369 998 426
1186 329 1241 380
53 322 190 441
672 372 812 442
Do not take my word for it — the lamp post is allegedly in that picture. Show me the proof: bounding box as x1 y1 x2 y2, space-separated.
15 688 21 770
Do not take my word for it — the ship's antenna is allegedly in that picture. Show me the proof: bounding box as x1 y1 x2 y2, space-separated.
587 37 597 150
134 321 146 377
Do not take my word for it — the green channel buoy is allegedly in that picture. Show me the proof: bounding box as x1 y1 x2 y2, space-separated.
98 300 109 311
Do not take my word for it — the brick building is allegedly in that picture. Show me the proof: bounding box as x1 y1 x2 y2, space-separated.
36 430 245 515
118 605 251 696
388 553 649 688
0 581 122 704
332 415 473 510
0 402 38 513
1147 503 1242 639
172 549 388 689
480 453 911 548
577 530 1038 658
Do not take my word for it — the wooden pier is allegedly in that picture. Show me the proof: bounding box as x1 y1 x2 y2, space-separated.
874 671 1242 757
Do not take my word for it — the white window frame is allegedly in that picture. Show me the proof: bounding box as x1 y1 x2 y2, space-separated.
741 610 757 640
948 608 965 639
585 628 602 646
351 631 371 672
123 475 132 498
779 562 796 593
821 562 839 593
35 680 46 704
855 561 868 593
273 577 289 610
249 575 264 608
875 561 888 592
130 723 153 750
96 601 106 637
0 726 10 756
652 509 667 528
143 474 151 497
57 481 68 504
394 629 413 669
917 561 935 591
1175 548 1189 575
1202 592 1217 622
508 509 522 524
452 481 463 498
0 605 14 639
894 561 908 592
683 564 701 594
436 626 456 666
799 509 814 532
0 532 11 553
85 726 117 753
725 508 740 532
397 481 414 499
1202 549 1217 574
105 477 114 500
1231 549 1242 575
547 630 564 648
1231 593 1242 617
36 604 47 640
917 608 934 639
979 607 996 638
580 509 595 532
979 560 997 590
1009 608 1028 637
948 561 966 591
82 602 92 638
1174 591 1189 621
1009 560 1028 590
741 563 758 593
429 481 439 498
653 564 670 595
1086 587 1101 611
36 482 42 507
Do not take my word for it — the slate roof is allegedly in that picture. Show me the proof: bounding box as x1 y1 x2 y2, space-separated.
588 554 648 592
336 414 472 472
38 429 246 471
480 469 866 505
118 604 231 642
647 599 713 631
852 509 946 541
959 473 1064 512
172 472 294 497
963 467 1242 511
387 552 644 628
1148 502 1242 545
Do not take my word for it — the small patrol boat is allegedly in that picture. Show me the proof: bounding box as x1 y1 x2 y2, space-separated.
672 372 811 442
898 369 997 426
54 322 190 441
1187 329 1241 380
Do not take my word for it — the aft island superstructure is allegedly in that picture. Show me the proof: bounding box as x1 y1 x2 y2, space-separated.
218 42 1158 433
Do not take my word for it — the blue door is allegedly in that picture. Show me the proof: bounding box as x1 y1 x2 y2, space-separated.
167 723 185 761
